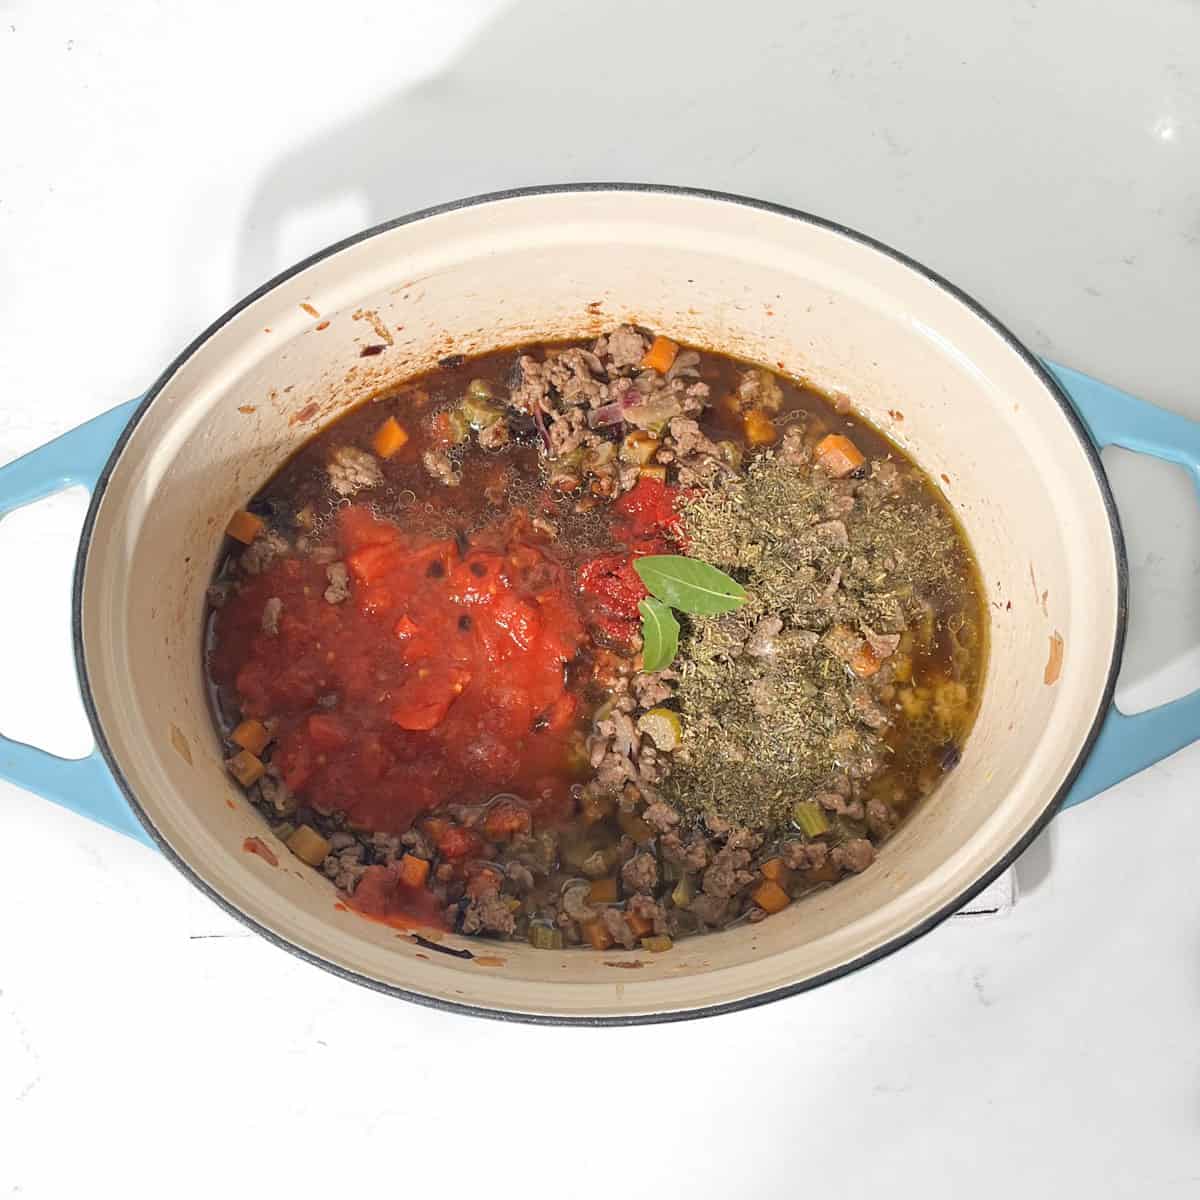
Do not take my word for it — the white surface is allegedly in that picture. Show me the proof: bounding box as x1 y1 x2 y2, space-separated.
1 0 1198 1194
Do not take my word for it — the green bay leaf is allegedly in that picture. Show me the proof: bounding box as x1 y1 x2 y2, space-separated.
638 597 680 671
634 555 746 615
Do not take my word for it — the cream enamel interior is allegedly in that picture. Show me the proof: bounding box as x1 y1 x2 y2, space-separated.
79 190 1119 1020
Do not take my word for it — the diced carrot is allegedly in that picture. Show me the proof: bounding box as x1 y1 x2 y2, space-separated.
483 799 532 842
814 433 865 478
640 335 679 374
396 853 430 889
625 910 654 938
421 816 450 841
226 749 265 787
751 879 791 914
226 510 265 544
588 878 618 904
230 719 270 757
760 857 791 884
581 917 614 951
373 417 409 459
850 641 882 679
742 408 777 446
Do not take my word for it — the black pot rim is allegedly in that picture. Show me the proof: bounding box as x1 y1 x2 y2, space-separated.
71 182 1128 1026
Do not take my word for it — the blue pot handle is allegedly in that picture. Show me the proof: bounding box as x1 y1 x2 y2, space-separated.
0 399 153 845
1046 362 1200 807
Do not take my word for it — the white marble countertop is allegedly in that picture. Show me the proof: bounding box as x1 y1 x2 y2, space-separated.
2 2 1198 1196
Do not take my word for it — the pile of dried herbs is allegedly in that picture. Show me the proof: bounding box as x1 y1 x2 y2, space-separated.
662 451 966 831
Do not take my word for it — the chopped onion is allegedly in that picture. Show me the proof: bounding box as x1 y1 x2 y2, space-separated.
532 402 550 449
588 401 627 428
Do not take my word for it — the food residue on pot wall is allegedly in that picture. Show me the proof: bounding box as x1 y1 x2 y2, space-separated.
1044 632 1065 685
242 836 278 866
169 723 193 765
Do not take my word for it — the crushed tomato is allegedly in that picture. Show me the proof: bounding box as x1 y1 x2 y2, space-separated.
576 476 685 647
211 505 588 833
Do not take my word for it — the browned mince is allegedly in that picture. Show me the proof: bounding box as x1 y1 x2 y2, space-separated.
205 325 986 951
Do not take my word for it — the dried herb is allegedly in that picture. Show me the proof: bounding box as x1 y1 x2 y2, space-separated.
661 450 973 831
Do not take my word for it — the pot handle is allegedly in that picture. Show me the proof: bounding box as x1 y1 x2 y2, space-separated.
1046 362 1200 807
0 400 153 845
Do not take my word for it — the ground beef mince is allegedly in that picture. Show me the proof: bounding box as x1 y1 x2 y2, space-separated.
207 327 985 952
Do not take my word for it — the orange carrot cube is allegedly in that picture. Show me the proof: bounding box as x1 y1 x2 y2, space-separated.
398 854 432 892
743 408 778 446
624 910 654 938
581 917 614 951
226 749 266 788
760 858 791 884
226 510 265 544
588 878 618 904
373 417 409 459
814 433 865 478
230 719 270 757
751 879 791 914
640 335 679 374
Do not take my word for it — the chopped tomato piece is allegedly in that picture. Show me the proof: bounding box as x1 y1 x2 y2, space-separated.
447 552 508 605
591 612 640 649
338 506 402 552
390 666 471 730
490 595 541 652
437 826 481 859
393 614 420 639
611 475 683 538
483 798 532 841
307 712 351 752
542 691 578 733
347 543 400 587
577 553 647 620
358 585 394 616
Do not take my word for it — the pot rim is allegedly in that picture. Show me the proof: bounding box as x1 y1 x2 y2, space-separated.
71 183 1128 1025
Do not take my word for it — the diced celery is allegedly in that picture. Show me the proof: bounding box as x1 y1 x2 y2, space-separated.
792 801 830 838
529 923 564 950
287 824 331 866
461 394 503 430
637 707 682 751
446 408 471 445
620 431 659 465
